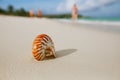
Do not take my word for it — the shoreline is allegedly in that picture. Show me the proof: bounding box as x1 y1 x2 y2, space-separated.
54 18 120 34
57 18 120 26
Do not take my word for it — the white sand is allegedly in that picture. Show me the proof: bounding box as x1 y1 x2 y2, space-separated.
0 15 120 80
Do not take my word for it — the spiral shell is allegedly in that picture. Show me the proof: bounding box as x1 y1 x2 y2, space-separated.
32 34 56 61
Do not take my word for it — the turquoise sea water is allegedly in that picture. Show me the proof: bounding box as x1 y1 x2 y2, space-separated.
78 17 120 22
57 17 120 32
58 17 120 26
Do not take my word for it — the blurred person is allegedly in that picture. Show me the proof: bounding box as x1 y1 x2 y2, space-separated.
37 10 42 17
72 4 78 20
29 9 34 17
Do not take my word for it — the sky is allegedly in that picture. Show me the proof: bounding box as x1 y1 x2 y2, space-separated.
0 0 120 18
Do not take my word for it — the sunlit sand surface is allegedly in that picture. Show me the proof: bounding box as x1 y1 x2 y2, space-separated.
0 15 120 80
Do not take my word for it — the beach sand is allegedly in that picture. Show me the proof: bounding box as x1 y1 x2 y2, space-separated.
0 15 120 80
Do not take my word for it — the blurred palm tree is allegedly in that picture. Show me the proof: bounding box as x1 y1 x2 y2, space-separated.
7 5 14 14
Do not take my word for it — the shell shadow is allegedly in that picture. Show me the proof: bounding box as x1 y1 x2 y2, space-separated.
56 49 77 58
43 49 77 61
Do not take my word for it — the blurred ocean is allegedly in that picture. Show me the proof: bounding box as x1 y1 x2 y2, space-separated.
58 18 120 26
79 18 120 21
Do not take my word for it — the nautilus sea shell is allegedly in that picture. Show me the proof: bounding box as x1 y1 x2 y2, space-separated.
32 34 56 61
